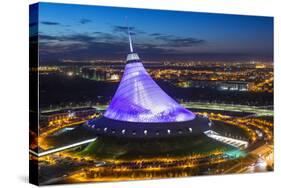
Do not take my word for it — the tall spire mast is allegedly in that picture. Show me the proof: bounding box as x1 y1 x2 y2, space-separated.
126 17 134 53
128 27 134 53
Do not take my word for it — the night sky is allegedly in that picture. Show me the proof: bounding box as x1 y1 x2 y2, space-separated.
30 3 274 64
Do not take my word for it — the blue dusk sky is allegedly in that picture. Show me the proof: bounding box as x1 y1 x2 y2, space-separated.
30 3 273 64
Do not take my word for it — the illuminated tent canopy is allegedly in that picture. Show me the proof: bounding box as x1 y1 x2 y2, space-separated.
103 29 195 123
86 26 210 138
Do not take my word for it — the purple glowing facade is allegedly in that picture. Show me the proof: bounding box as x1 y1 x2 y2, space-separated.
104 53 195 123
86 29 211 138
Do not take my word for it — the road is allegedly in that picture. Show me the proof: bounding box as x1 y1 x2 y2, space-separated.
30 137 97 157
223 143 273 174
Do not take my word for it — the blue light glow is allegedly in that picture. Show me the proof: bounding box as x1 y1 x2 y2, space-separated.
104 60 195 123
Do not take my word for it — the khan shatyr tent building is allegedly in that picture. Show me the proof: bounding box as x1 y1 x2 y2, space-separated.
86 28 211 138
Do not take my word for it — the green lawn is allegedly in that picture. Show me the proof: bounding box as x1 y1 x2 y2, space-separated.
79 135 243 160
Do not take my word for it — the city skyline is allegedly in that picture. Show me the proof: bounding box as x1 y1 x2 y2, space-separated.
30 3 273 64
29 3 274 185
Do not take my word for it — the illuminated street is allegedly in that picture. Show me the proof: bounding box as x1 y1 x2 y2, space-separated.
31 102 273 184
29 4 273 185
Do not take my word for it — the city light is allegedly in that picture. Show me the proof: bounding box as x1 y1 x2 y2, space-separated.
31 5 273 184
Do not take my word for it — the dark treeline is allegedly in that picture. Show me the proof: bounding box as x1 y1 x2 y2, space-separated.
39 74 273 108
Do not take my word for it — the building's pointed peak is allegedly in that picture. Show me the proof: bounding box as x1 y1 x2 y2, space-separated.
126 17 134 53
126 21 140 62
128 26 134 53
